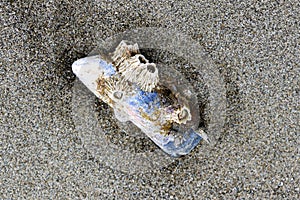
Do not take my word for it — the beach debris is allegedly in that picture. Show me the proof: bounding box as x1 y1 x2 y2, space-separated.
72 40 208 157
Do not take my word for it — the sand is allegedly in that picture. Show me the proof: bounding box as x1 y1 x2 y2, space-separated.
1 1 299 199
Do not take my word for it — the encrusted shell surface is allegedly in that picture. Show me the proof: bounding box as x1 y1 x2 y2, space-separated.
72 41 208 157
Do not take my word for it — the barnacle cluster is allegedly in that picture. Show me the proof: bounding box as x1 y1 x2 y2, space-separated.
96 41 193 135
112 41 159 92
72 40 207 156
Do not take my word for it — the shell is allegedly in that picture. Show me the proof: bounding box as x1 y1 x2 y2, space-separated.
72 41 208 157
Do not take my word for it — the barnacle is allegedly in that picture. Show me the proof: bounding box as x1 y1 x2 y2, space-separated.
96 74 133 104
118 54 159 92
112 40 140 69
72 40 208 157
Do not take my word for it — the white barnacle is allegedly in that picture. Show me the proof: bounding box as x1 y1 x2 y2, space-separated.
112 40 140 69
137 63 159 92
118 54 159 92
161 105 192 125
177 105 192 124
96 74 132 104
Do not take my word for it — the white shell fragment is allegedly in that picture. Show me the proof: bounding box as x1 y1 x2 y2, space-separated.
72 41 208 157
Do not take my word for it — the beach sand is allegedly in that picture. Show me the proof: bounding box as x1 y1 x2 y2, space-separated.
1 1 299 199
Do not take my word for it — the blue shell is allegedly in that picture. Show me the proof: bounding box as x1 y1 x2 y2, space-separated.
97 60 203 157
72 41 205 157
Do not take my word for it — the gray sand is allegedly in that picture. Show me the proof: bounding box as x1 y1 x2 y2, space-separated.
1 1 299 199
